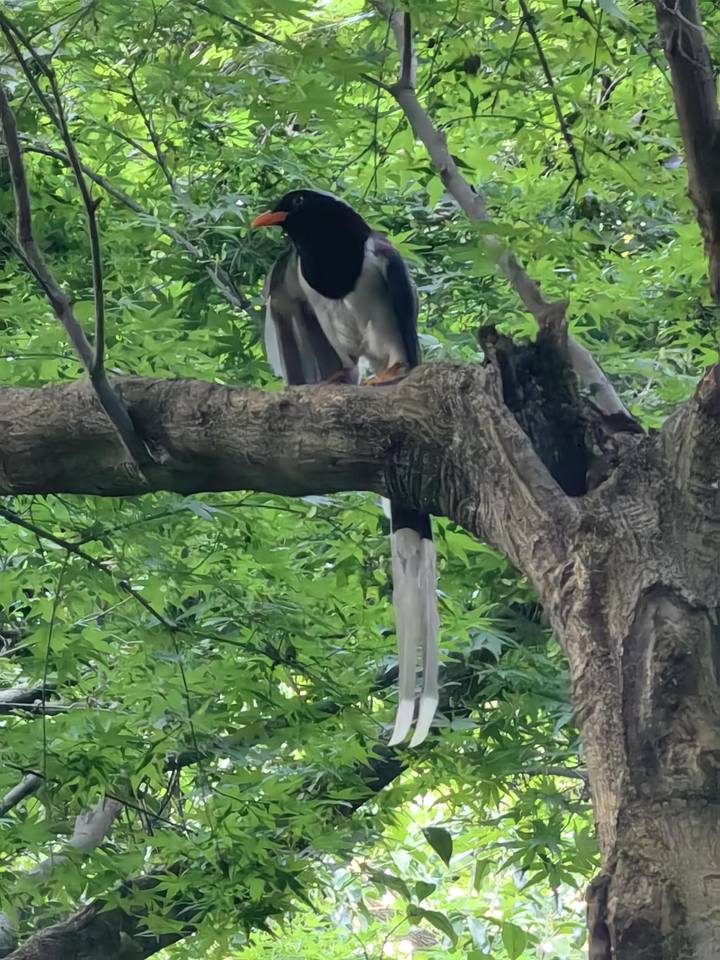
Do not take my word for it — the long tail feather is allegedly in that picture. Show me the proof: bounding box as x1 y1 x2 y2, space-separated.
409 538 440 747
385 501 439 747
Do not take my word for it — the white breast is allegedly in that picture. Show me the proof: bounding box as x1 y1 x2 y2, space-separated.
297 238 409 374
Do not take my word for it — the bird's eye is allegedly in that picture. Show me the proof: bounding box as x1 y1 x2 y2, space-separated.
292 194 305 210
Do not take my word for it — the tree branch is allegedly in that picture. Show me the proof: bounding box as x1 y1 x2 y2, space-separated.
0 364 578 584
0 795 123 954
126 69 177 195
659 362 720 573
28 797 123 881
0 686 50 714
0 68 148 470
0 774 42 818
655 0 720 302
0 681 69 716
373 3 635 427
2 746 415 960
0 14 108 374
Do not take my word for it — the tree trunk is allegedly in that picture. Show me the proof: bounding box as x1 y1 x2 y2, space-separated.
536 373 720 959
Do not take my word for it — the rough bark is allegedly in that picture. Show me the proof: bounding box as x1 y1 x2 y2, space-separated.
545 370 720 959
655 0 720 302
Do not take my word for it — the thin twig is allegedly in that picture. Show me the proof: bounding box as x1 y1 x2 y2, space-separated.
0 505 176 631
517 0 584 186
127 68 177 194
188 0 279 45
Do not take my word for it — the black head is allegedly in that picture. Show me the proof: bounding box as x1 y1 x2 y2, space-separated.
252 189 371 298
252 189 369 246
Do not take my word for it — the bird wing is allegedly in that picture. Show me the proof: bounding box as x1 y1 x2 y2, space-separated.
369 232 420 369
263 248 345 385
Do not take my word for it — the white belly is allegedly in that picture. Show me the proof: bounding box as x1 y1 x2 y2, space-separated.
297 241 409 374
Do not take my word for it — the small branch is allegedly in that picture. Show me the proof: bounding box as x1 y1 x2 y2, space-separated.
0 17 148 469
126 69 177 195
0 505 181 638
0 774 42 818
397 11 415 89
655 0 720 302
189 0 280 46
517 0 584 185
0 15 106 374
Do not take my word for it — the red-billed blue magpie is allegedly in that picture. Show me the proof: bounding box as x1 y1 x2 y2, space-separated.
252 188 439 747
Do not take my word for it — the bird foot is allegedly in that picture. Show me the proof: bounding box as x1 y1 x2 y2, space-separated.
361 362 407 387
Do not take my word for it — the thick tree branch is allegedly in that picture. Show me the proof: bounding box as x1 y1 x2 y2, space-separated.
655 0 720 302
0 365 578 585
373 3 635 428
4 891 184 960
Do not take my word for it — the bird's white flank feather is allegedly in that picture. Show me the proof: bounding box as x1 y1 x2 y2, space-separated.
263 304 284 378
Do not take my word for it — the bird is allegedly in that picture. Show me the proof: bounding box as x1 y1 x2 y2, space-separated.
252 188 439 747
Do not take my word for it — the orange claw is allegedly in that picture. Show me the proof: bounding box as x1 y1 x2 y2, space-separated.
361 362 407 386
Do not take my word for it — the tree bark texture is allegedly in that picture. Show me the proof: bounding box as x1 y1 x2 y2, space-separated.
2 337 720 958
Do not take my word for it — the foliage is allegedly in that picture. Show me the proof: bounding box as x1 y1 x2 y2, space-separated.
0 0 715 956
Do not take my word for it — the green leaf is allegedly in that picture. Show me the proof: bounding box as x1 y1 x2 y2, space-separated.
369 870 411 901
414 880 436 902
473 858 492 890
502 921 528 959
416 908 458 945
423 826 453 866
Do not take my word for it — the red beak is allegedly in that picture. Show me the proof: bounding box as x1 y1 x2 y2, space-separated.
251 210 288 228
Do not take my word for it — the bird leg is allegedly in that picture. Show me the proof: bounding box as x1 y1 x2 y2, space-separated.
361 362 407 386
